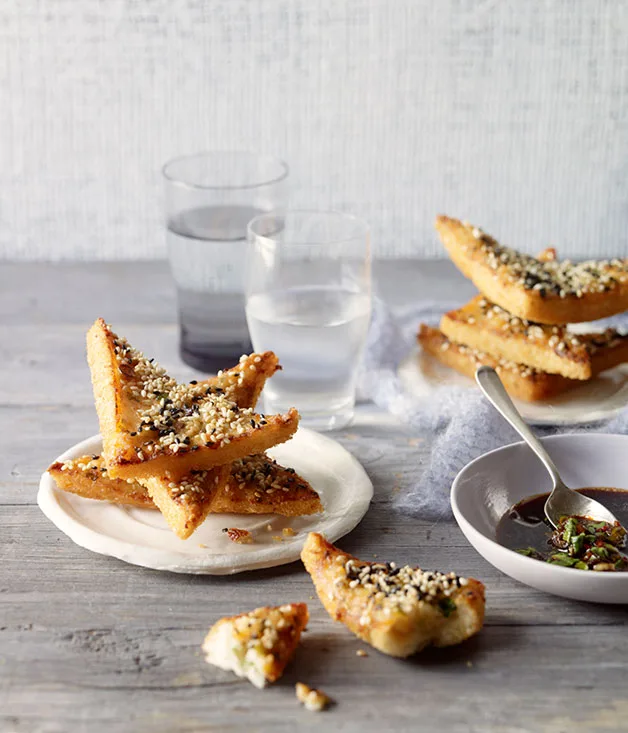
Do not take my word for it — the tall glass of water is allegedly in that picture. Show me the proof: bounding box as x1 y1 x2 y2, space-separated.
246 210 371 431
163 152 289 372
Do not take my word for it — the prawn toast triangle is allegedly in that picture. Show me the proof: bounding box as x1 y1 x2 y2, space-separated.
87 319 299 481
301 533 485 658
48 454 323 520
418 324 580 402
435 216 628 324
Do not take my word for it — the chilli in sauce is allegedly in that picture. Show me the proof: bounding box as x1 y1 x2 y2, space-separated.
496 488 628 572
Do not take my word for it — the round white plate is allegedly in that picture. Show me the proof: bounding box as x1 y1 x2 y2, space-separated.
399 347 628 426
451 433 628 604
38 428 373 575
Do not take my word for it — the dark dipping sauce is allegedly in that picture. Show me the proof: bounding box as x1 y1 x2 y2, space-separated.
496 488 628 572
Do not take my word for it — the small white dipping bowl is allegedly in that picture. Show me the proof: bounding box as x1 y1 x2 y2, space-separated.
451 433 628 604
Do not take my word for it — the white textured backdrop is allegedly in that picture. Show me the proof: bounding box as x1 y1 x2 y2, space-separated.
2 0 628 260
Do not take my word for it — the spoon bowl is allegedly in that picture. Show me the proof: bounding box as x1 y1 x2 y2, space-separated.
475 366 622 528
544 480 619 528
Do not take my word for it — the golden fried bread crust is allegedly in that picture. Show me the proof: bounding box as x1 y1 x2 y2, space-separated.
441 296 593 379
436 216 628 324
584 329 628 374
143 467 229 539
48 454 322 521
48 456 153 508
87 319 299 480
202 603 309 688
301 533 484 658
418 324 580 402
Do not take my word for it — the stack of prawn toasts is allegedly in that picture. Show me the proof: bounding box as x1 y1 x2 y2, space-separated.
418 217 628 402
48 319 323 539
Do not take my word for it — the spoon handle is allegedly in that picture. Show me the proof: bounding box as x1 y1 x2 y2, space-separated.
475 366 563 490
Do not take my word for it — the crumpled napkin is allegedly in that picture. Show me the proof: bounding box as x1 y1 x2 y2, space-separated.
358 298 628 520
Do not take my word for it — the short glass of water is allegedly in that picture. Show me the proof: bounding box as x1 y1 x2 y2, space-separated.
163 152 289 373
246 210 371 431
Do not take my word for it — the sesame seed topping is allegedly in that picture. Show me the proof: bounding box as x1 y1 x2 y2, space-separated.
341 557 464 614
463 223 628 298
227 605 303 668
109 332 270 457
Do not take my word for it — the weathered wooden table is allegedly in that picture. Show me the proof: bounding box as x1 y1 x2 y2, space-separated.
2 262 628 733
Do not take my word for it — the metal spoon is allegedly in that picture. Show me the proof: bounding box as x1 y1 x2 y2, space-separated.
475 365 620 528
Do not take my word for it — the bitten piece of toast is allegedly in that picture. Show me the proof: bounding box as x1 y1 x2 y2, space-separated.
435 216 628 324
202 604 309 688
418 324 581 402
48 454 323 520
301 533 485 658
87 319 299 480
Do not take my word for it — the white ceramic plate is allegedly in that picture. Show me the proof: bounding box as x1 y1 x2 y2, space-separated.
451 433 628 604
399 347 628 426
38 428 373 575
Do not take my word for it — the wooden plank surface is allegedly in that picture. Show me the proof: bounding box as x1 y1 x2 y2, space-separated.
1 262 626 733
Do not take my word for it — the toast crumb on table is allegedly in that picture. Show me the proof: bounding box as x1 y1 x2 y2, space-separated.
295 682 333 712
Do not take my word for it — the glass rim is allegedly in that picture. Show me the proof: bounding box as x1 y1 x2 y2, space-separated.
247 208 370 247
162 151 289 191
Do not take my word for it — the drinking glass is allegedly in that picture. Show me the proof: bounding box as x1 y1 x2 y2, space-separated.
246 210 371 431
162 151 289 372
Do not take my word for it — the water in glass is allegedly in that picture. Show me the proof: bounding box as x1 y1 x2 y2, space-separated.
246 285 371 430
168 204 264 372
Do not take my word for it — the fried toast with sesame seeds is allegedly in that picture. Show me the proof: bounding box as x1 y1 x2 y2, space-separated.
301 533 485 658
202 603 309 688
418 324 582 402
436 216 628 324
48 453 322 523
440 296 628 380
419 323 628 402
87 319 299 481
441 296 595 379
